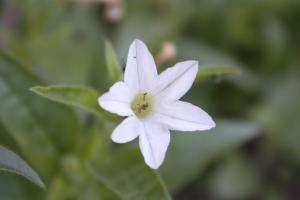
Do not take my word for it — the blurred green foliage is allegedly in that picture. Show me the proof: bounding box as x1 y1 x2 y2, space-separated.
0 0 300 199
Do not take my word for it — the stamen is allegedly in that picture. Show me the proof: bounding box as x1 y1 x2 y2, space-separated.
131 92 154 118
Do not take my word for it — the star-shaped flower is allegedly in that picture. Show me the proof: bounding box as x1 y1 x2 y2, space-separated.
98 39 215 169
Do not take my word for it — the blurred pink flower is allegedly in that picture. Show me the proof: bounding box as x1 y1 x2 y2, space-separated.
156 41 177 66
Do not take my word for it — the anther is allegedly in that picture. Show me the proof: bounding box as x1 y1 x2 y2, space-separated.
131 92 153 118
143 93 147 101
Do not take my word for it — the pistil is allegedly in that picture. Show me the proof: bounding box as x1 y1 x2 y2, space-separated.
131 92 154 118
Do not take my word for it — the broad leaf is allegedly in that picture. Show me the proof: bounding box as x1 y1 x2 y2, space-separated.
0 146 45 189
105 41 122 84
160 120 261 191
89 146 171 200
30 86 116 121
46 126 119 200
31 86 100 115
46 162 119 200
0 51 79 176
177 39 260 91
197 65 241 80
207 154 260 199
253 74 300 163
0 173 44 200
0 121 21 154
11 2 104 86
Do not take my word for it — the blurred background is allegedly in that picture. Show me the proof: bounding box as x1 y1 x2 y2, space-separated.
0 0 300 199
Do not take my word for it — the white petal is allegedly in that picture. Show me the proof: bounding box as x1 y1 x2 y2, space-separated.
111 117 140 143
139 122 170 169
98 81 133 116
152 60 198 102
124 39 158 94
153 101 215 131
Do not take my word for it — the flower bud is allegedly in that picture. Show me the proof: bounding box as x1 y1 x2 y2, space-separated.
155 41 177 66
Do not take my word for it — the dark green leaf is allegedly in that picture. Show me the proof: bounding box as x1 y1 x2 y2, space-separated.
30 85 116 121
160 120 261 192
0 146 45 189
89 146 171 200
0 173 44 200
0 121 21 154
252 74 300 163
0 51 79 176
197 65 242 80
105 41 123 84
207 154 260 199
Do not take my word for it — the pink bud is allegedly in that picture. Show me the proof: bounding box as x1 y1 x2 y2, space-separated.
156 41 177 67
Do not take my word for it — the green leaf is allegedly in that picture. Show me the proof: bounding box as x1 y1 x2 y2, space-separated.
177 40 260 89
10 3 104 86
0 146 45 189
30 86 100 115
47 175 116 200
0 121 21 154
197 65 242 80
0 173 44 200
30 85 116 121
0 51 79 176
207 153 260 199
252 74 300 163
89 145 171 200
160 120 261 192
105 41 123 84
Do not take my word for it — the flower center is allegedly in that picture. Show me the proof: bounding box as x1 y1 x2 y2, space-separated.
131 92 154 118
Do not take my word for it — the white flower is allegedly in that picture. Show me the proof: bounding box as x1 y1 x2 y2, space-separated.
98 39 215 169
